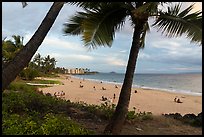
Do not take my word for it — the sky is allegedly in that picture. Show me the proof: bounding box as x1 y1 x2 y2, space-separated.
2 2 202 74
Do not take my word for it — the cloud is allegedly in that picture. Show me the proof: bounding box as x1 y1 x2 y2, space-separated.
45 52 93 61
172 67 202 71
138 52 151 60
119 50 127 53
42 36 85 51
106 57 126 67
23 33 86 52
145 34 202 66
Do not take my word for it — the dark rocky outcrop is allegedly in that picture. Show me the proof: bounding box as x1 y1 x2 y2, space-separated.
163 112 202 127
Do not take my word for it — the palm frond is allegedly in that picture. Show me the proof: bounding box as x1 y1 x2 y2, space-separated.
64 3 128 49
67 2 112 11
152 3 202 45
63 12 87 35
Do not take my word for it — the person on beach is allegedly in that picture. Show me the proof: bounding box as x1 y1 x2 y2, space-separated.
54 91 60 98
102 87 106 90
115 85 118 88
113 93 116 99
60 91 65 99
174 97 177 102
80 85 84 88
177 98 183 103
135 90 137 93
54 92 57 97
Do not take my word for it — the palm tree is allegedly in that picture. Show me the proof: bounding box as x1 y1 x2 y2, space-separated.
2 2 64 91
50 57 57 71
12 35 24 49
2 35 24 64
63 2 202 134
43 55 57 73
33 53 43 70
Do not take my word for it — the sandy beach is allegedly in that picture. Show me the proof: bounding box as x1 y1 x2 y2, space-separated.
39 74 202 116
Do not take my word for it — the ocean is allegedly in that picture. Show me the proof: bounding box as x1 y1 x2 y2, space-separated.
74 73 202 96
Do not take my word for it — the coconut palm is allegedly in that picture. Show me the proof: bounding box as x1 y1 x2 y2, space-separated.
12 35 24 49
33 53 43 70
2 2 64 91
63 2 202 134
2 35 24 64
43 55 57 73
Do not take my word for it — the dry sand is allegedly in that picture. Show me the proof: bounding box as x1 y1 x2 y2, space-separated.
39 74 202 116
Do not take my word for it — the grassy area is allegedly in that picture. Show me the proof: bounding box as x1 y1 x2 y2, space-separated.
39 72 60 78
27 79 63 85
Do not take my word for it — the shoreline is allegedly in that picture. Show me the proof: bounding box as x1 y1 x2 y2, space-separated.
72 75 202 97
39 74 202 116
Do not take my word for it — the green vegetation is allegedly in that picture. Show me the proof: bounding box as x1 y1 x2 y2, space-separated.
3 81 91 135
2 35 24 64
2 80 153 135
19 67 40 81
127 111 153 121
2 35 61 81
26 79 63 85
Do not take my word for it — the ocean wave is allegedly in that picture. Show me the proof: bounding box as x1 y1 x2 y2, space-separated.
72 75 123 85
134 85 202 96
72 75 202 96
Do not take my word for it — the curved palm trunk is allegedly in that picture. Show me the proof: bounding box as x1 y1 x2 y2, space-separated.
104 22 145 135
2 2 64 91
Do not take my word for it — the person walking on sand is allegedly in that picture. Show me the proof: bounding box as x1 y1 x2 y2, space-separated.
60 90 65 99
113 93 116 99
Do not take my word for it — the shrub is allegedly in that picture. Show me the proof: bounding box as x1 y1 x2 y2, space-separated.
19 68 39 80
126 111 153 121
2 113 91 135
40 113 91 135
2 91 27 114
2 114 39 135
164 112 202 127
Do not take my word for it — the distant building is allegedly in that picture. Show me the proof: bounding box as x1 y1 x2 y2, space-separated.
65 68 86 74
